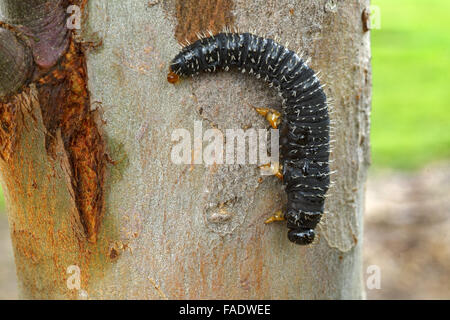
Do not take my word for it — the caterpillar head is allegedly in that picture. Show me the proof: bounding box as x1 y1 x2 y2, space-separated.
167 54 185 84
168 48 203 84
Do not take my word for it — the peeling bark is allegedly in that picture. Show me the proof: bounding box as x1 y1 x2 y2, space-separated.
0 0 109 298
0 85 113 299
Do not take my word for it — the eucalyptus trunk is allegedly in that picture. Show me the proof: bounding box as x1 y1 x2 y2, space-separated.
0 0 371 299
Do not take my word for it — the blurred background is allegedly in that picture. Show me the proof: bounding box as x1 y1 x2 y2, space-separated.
366 0 449 299
0 0 449 299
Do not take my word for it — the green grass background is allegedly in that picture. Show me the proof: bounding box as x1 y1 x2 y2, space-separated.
371 0 450 169
1 0 450 211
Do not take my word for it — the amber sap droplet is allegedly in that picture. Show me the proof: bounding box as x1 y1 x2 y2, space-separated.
167 70 180 84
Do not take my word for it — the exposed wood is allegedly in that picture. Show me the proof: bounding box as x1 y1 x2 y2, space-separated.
36 39 107 243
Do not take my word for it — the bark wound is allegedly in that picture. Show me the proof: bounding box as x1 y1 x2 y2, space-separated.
36 40 106 243
174 0 234 43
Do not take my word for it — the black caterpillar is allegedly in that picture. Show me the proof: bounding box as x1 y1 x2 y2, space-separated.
168 32 330 245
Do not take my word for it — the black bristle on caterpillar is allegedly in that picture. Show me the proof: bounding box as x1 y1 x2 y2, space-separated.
168 32 330 245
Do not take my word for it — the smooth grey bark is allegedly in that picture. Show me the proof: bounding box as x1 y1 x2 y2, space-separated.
1 0 371 299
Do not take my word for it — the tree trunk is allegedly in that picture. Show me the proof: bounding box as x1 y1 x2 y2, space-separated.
0 0 371 299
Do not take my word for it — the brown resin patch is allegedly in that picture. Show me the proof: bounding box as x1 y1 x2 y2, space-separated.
174 0 234 44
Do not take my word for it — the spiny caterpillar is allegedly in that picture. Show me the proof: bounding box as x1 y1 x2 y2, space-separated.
168 31 330 245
